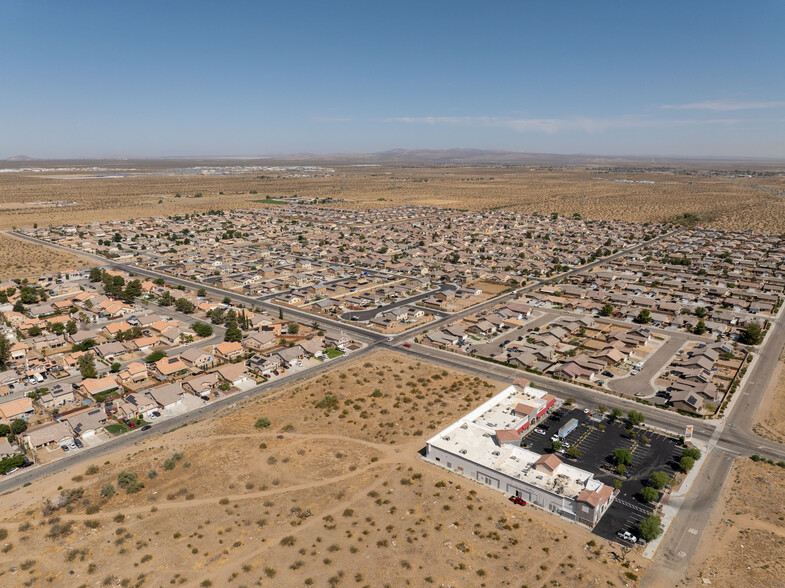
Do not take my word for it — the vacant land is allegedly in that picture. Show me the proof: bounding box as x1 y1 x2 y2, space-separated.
0 232 91 280
753 352 785 444
688 458 785 587
2 163 785 234
0 351 648 587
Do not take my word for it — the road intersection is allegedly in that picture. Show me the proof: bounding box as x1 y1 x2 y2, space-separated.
5 227 785 581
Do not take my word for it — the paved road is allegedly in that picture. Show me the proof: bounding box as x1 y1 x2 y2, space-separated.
8 232 385 345
393 342 711 439
608 335 687 397
8 226 785 579
641 449 735 587
339 283 454 322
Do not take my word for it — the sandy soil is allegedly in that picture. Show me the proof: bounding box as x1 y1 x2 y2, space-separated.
687 459 785 587
1 165 785 234
0 350 648 587
753 352 785 444
0 233 92 280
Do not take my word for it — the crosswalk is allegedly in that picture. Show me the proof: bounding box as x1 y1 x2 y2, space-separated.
615 498 653 516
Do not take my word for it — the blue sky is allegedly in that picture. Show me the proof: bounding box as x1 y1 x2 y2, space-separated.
1 1 784 159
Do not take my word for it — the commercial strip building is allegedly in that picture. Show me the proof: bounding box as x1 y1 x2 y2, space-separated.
425 381 616 527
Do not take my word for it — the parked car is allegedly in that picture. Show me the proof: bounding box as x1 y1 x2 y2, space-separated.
533 429 546 436
68 440 77 449
508 496 526 506
616 530 637 543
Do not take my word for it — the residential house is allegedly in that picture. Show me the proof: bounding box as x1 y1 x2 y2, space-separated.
214 341 245 362
0 397 35 422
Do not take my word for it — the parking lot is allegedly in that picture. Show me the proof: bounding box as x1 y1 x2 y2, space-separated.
522 407 682 544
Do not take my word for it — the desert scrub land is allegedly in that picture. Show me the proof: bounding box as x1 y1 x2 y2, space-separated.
688 458 785 587
2 163 785 234
753 352 785 444
0 232 91 280
0 350 647 587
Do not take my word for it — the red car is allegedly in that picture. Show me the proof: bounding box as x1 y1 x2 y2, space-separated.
402 343 411 348
508 496 526 506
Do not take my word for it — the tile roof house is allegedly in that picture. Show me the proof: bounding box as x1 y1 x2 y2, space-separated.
22 421 74 450
214 341 245 361
79 376 120 398
0 397 35 422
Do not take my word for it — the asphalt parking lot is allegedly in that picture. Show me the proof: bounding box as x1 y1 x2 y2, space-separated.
522 408 682 544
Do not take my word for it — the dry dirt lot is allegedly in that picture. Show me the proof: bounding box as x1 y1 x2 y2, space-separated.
2 164 785 234
0 350 648 587
753 352 785 444
687 459 785 587
0 233 92 281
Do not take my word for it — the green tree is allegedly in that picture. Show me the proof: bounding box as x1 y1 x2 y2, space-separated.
635 309 651 324
551 440 562 452
0 333 10 367
679 456 695 472
566 446 581 458
738 322 764 345
0 455 25 474
10 419 27 435
641 486 659 503
209 308 225 325
78 353 98 379
158 291 175 307
287 323 300 335
613 448 632 466
28 326 42 337
174 298 195 314
191 322 213 338
649 470 670 489
197 288 207 297
110 362 121 373
628 410 645 425
601 302 614 316
122 279 143 303
0 424 10 437
611 407 623 421
145 350 166 363
682 448 701 461
65 321 78 335
694 306 708 318
638 515 663 541
224 320 242 343
89 267 103 282
693 320 707 335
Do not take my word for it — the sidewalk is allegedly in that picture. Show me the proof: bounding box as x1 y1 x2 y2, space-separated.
641 441 714 559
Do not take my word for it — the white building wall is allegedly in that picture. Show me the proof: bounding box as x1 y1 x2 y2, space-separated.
426 444 580 521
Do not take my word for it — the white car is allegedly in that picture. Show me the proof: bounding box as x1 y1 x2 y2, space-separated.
616 530 637 543
386 337 393 342
533 429 546 436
